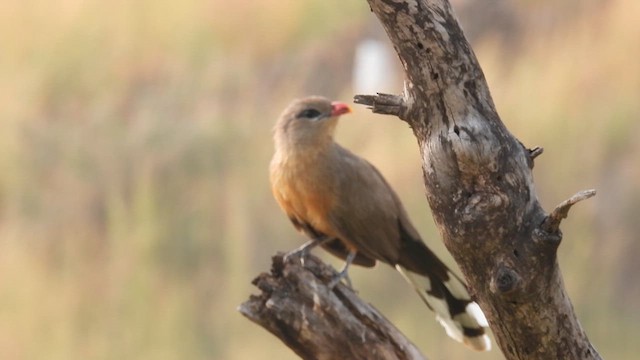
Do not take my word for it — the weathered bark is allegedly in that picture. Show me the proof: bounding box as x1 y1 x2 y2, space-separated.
239 254 427 360
354 1 601 359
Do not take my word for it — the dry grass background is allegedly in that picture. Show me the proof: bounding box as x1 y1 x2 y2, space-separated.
0 0 638 359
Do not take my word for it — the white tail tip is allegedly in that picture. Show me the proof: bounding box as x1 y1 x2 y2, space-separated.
464 334 492 351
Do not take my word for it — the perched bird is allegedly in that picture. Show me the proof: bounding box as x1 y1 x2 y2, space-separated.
269 96 491 351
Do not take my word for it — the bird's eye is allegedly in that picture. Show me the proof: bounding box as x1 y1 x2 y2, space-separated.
297 108 322 119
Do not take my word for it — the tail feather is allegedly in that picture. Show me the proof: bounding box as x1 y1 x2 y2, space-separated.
396 265 491 351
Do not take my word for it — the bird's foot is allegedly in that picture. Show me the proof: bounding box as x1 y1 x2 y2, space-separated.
327 270 353 290
283 236 331 266
283 247 309 266
327 250 357 290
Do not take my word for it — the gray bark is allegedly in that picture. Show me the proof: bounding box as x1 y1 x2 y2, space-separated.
239 254 427 360
354 0 601 359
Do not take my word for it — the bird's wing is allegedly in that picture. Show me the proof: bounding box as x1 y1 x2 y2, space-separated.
328 147 490 350
327 146 407 263
328 145 455 275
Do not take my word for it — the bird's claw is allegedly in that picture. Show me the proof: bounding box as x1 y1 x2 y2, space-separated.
327 272 353 290
283 249 307 266
283 237 331 266
327 250 357 290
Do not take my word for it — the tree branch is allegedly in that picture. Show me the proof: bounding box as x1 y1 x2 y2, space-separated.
528 146 544 160
541 189 596 234
239 254 427 360
354 93 408 119
355 1 602 359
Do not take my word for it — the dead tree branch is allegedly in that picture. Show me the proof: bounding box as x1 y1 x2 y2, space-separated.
239 254 427 360
354 1 601 359
542 189 597 234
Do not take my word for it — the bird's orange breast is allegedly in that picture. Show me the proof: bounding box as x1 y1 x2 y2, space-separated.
270 160 337 238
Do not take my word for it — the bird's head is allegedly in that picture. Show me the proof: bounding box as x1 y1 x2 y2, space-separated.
274 96 352 148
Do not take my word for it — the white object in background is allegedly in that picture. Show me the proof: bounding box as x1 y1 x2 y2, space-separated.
352 39 397 94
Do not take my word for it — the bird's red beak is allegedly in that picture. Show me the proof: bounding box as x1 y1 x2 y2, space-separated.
331 101 352 117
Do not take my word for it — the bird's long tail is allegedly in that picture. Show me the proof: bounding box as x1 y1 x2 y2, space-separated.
396 265 491 351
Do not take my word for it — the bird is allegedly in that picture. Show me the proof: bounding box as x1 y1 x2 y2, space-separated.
269 96 491 351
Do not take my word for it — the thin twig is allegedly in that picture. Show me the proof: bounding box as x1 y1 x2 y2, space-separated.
354 93 407 119
541 189 596 233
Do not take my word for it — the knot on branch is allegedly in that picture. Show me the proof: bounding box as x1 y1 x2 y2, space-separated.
354 93 408 120
532 227 563 250
460 192 509 225
490 264 522 296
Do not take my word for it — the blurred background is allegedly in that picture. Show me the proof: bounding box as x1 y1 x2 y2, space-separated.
0 0 638 359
